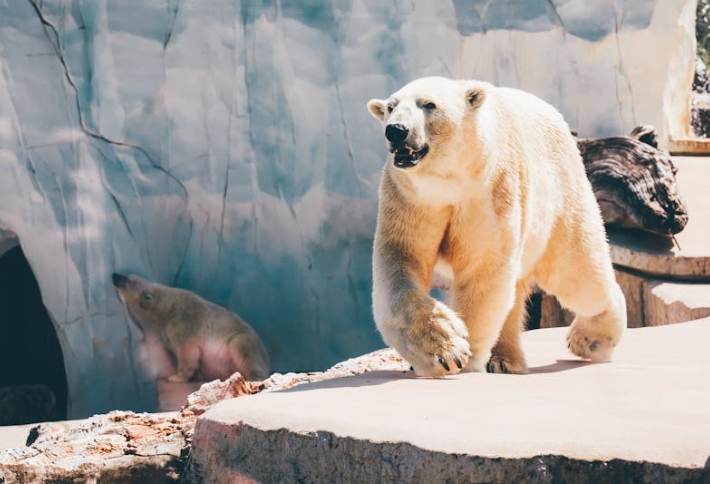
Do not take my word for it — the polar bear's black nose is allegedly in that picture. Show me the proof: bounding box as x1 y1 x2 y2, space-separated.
385 123 409 143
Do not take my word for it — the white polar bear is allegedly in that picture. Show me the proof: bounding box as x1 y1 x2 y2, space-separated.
367 77 626 377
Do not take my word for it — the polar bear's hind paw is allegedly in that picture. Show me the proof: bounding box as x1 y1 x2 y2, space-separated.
566 329 617 362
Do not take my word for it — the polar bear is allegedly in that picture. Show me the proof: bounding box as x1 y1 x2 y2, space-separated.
367 77 626 376
113 273 270 382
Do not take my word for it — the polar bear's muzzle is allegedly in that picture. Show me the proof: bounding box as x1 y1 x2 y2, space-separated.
391 144 429 168
384 122 429 168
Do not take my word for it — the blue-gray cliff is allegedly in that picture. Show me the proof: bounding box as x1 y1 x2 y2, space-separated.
0 0 695 417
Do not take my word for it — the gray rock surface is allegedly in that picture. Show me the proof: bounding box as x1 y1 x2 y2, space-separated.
0 0 697 419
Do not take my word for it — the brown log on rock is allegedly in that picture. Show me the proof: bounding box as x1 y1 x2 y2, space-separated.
577 125 688 236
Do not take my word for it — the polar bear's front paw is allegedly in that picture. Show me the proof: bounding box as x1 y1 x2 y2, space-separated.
405 300 471 378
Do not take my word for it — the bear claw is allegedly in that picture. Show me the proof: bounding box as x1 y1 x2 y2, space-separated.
486 361 503 373
438 356 450 372
486 356 527 374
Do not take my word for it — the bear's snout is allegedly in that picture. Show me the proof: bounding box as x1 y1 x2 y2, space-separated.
112 273 129 289
385 123 409 143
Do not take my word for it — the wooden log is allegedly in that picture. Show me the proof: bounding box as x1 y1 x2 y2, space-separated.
578 126 688 236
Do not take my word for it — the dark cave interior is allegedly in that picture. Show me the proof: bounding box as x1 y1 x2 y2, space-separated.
0 245 68 425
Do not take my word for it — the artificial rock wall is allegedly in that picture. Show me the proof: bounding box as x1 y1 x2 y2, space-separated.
0 0 696 418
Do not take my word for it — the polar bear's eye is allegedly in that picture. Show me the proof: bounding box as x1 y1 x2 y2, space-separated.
141 292 154 302
387 105 394 113
423 102 436 110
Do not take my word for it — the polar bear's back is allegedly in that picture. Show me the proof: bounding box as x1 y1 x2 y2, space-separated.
488 85 578 160
476 84 603 275
485 84 595 204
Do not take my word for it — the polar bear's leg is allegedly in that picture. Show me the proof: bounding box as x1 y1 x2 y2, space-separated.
228 334 270 381
535 232 627 362
166 340 201 383
451 265 519 373
563 281 626 361
372 243 471 378
372 283 471 378
487 279 530 374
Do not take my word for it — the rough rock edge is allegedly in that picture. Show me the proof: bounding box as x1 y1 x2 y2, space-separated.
0 349 404 484
186 424 710 484
182 348 406 419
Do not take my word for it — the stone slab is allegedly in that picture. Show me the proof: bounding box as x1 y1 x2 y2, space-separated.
188 319 710 484
668 138 710 155
645 280 710 327
609 157 710 280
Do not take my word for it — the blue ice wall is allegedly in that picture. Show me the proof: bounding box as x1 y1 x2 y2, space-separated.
0 0 694 417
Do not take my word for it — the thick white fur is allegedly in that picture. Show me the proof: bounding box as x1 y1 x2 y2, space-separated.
367 77 626 377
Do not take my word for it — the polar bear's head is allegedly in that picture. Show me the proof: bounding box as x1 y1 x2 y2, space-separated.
113 273 173 330
367 77 486 170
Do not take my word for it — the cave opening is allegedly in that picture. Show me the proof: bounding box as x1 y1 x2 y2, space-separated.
0 245 68 425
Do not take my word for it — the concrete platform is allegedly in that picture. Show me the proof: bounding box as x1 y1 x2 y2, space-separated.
188 319 710 484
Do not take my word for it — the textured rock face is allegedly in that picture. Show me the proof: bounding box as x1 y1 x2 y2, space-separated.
0 0 696 418
0 349 406 483
0 411 188 484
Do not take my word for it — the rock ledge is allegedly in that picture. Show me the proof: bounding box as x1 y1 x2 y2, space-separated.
186 320 710 484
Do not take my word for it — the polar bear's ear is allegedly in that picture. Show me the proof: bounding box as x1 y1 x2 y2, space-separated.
466 88 486 109
367 99 387 122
